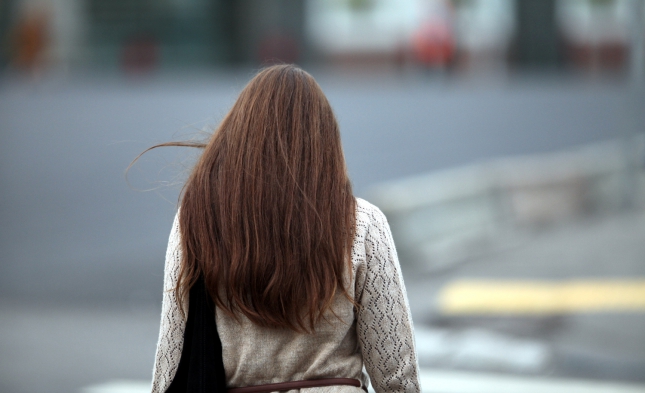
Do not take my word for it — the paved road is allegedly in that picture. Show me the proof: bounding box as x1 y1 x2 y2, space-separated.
0 299 159 393
404 208 645 382
1 73 641 301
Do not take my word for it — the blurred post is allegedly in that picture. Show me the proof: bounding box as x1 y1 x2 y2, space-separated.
514 0 561 68
625 0 645 209
0 0 16 68
630 0 645 87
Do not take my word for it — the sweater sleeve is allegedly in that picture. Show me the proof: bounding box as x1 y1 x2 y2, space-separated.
151 212 187 393
356 204 421 393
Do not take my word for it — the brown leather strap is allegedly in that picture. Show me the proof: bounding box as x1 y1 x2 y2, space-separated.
227 378 363 393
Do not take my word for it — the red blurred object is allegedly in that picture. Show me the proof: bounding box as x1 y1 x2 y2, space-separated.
121 35 158 74
10 8 50 72
258 30 299 65
565 42 627 72
412 20 455 67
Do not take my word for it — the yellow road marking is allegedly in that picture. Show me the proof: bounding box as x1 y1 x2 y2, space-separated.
439 280 645 315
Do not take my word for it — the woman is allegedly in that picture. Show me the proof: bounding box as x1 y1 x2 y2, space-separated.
149 65 420 393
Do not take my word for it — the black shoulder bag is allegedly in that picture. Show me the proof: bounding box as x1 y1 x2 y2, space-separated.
165 275 228 393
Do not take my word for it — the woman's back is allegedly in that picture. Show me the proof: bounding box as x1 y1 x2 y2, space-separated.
152 198 419 393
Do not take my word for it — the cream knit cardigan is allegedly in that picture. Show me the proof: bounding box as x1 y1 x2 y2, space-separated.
151 198 420 393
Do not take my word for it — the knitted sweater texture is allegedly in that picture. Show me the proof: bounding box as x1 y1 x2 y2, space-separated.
151 198 420 393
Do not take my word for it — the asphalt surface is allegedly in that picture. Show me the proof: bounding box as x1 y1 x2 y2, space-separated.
404 208 645 382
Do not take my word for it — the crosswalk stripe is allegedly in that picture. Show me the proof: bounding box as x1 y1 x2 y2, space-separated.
418 368 645 393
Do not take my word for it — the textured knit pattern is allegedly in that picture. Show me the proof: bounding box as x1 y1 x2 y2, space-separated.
151 198 420 393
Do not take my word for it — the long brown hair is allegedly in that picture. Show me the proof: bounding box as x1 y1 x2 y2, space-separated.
138 65 356 332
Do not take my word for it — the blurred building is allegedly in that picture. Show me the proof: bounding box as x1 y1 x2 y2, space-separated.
0 0 306 73
0 0 642 74
307 0 641 74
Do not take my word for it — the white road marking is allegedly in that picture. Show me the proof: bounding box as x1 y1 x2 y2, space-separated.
419 368 645 393
80 380 150 393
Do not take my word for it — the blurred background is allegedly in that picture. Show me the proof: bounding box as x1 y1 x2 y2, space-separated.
1 0 645 392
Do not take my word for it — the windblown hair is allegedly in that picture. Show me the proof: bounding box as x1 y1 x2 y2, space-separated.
139 65 356 333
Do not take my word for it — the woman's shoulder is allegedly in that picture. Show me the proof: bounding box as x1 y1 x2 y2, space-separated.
355 197 389 230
